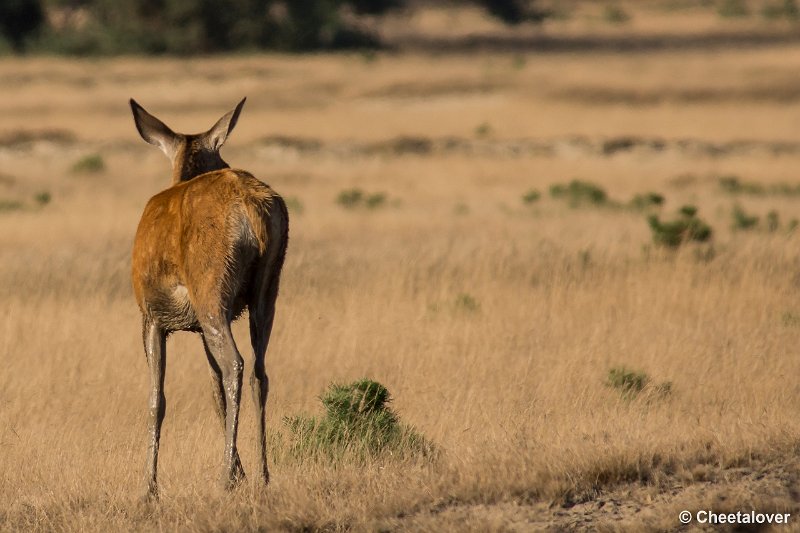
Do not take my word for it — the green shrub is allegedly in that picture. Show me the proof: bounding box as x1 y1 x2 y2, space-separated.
337 188 364 208
629 192 664 210
34 190 51 206
365 192 386 209
454 293 480 312
475 122 492 138
522 189 541 204
647 205 712 248
0 199 22 212
550 180 608 207
71 154 105 174
732 204 759 230
283 378 434 461
337 188 388 209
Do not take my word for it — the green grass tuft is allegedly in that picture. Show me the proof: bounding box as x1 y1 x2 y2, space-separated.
283 379 434 461
607 367 649 398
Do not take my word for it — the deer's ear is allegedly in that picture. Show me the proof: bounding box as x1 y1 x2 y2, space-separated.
129 99 181 160
204 97 246 151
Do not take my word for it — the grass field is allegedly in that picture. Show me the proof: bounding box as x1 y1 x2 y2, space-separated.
3 4 800 531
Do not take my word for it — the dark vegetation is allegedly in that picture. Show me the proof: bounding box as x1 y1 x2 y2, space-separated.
648 205 712 248
1 0 551 54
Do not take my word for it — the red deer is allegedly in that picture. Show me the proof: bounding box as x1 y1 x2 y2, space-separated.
129 98 288 498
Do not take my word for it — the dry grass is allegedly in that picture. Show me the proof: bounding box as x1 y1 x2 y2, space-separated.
4 6 800 531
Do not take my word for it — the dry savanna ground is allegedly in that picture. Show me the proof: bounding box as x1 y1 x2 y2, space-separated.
4 7 800 531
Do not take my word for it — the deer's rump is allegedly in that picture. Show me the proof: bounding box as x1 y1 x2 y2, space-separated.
131 169 285 333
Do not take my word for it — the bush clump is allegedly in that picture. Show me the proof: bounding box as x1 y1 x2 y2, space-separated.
629 192 664 210
522 189 541 204
647 205 712 248
34 190 51 206
71 154 105 174
284 378 434 461
550 179 608 207
732 204 759 231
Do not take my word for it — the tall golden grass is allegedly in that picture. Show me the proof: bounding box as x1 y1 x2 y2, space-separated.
3 16 800 530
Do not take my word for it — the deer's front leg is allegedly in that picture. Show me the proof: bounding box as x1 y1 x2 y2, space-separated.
143 318 167 500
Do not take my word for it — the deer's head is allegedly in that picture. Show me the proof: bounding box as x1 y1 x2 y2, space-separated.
130 98 246 184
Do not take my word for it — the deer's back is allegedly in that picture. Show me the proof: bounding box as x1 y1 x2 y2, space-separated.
132 169 286 331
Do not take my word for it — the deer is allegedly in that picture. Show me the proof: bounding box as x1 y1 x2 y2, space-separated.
129 98 289 499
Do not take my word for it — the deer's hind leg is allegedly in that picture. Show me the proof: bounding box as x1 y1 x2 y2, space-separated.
200 316 245 490
143 318 167 500
201 334 245 481
248 257 285 485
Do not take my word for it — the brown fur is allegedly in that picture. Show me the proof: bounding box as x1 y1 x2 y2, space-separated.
129 98 288 497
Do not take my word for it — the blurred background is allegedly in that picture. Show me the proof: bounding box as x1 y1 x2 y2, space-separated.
1 0 799 55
